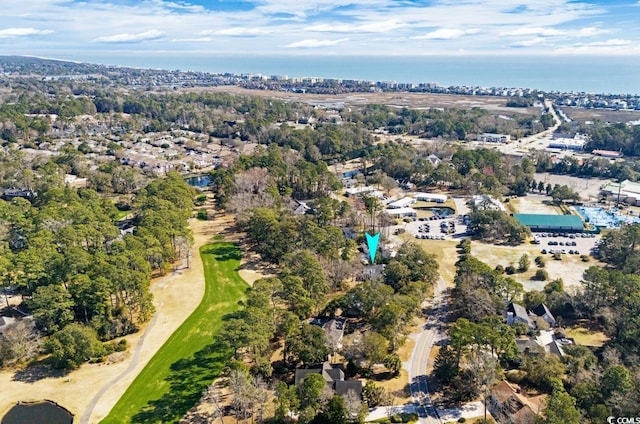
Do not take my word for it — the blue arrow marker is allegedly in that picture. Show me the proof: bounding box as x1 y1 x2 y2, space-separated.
365 232 381 264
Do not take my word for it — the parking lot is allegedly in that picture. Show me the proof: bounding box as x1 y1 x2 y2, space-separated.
534 232 600 257
400 215 470 241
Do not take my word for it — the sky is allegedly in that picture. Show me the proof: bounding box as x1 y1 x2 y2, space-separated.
0 0 639 60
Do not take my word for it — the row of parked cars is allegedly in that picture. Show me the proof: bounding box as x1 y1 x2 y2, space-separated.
548 240 578 246
415 234 446 240
418 215 451 221
541 248 581 255
537 232 595 238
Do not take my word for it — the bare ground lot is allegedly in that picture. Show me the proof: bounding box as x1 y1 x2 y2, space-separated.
558 107 640 124
533 173 611 200
508 195 562 215
183 86 537 114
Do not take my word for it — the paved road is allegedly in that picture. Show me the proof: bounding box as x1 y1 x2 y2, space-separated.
407 276 447 424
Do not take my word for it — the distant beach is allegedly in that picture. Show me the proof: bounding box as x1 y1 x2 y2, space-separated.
66 53 640 95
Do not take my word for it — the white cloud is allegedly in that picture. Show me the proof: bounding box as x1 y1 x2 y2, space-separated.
285 38 349 48
0 27 53 38
578 38 632 47
171 37 213 43
94 29 164 43
202 27 274 36
411 28 481 40
500 27 565 37
576 27 609 37
511 37 546 47
0 0 628 57
306 19 403 34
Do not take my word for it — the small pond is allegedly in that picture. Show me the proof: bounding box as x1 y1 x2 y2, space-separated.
2 400 73 424
185 175 211 188
430 206 455 217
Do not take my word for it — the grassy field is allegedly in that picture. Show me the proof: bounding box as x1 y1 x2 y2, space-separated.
404 237 459 283
101 242 248 424
566 327 609 347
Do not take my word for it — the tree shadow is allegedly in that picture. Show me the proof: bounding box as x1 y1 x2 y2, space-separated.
12 359 71 383
130 340 231 424
201 243 241 262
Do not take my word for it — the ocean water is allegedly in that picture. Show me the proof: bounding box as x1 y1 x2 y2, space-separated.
73 53 640 95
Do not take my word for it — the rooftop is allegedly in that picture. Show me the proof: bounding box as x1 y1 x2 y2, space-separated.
513 213 584 231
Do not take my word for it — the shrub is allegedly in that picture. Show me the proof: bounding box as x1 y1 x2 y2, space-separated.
506 369 526 384
552 252 562 260
535 255 545 267
580 254 590 262
115 338 128 352
197 208 208 220
505 265 516 275
533 269 548 281
495 264 505 274
513 322 530 336
115 201 132 211
458 418 467 423
518 254 530 272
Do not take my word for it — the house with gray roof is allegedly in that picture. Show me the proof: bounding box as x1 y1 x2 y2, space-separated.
295 362 363 398
506 303 535 330
532 303 556 327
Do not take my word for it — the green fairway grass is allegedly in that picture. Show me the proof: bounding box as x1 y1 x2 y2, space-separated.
101 242 248 424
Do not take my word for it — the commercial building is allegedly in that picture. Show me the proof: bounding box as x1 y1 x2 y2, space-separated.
384 207 417 218
601 179 640 205
387 197 416 209
476 133 511 143
414 192 448 203
547 134 587 151
513 213 584 232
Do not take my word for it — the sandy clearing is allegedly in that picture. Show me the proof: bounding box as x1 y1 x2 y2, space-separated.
1 209 266 424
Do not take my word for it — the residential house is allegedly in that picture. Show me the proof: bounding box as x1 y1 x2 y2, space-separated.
295 362 363 398
323 318 346 351
506 303 557 331
489 381 538 424
292 199 312 216
1 189 37 202
506 303 535 331
471 194 506 212
64 174 88 189
358 264 386 281
532 304 556 327
426 154 442 167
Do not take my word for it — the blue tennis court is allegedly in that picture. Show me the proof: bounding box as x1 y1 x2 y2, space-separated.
575 206 640 229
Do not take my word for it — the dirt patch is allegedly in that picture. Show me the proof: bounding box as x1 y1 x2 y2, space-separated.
509 194 563 215
534 173 611 200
